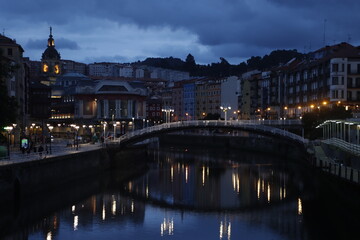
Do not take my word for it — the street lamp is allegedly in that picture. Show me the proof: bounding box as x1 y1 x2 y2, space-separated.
113 123 117 141
4 126 13 158
75 125 79 150
132 117 135 131
103 122 107 140
162 107 174 123
220 105 231 125
48 125 53 154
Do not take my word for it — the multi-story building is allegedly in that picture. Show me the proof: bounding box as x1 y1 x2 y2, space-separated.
119 65 134 78
283 42 360 118
0 34 29 130
195 79 222 119
172 82 183 121
239 70 261 119
183 81 196 120
146 97 162 123
62 60 87 75
243 42 360 120
88 62 120 77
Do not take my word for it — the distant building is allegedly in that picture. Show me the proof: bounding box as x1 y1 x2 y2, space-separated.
62 60 87 75
221 76 240 120
88 62 120 77
146 97 162 123
119 65 134 78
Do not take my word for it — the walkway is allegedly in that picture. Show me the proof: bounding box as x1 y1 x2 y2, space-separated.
0 139 102 166
312 142 360 184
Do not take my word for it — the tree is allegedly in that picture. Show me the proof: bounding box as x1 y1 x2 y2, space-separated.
302 106 352 139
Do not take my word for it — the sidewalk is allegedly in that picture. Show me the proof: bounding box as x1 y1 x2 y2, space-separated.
0 139 102 166
313 143 360 184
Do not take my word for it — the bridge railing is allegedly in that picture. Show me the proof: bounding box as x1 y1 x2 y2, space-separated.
323 138 360 156
112 120 306 145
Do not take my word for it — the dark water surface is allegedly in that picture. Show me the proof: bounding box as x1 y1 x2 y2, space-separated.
2 146 359 240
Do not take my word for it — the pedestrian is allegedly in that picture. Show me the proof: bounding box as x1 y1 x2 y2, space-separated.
38 145 44 158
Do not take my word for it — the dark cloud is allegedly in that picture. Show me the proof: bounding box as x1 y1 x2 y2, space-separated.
26 38 80 50
1 0 360 64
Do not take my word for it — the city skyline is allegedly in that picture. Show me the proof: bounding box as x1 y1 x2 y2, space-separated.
1 0 360 65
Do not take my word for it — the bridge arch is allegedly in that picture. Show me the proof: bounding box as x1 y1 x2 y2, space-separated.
108 120 307 148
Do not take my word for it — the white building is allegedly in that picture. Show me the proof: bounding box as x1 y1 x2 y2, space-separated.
88 62 120 77
220 76 240 120
119 65 134 78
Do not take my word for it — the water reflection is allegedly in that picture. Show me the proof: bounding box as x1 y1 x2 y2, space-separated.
122 148 293 211
4 146 356 240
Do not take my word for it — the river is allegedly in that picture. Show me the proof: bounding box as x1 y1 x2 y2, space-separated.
1 145 359 240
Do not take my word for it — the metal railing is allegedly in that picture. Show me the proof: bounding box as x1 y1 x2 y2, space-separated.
323 138 360 156
108 120 307 146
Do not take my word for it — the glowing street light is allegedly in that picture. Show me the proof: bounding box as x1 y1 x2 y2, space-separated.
4 126 13 158
48 125 54 154
220 105 231 124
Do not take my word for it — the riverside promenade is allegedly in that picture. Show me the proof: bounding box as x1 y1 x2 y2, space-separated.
0 138 102 166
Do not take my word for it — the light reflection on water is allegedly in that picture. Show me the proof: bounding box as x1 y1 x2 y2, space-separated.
6 147 313 240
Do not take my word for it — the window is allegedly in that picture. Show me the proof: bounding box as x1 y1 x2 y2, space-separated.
332 77 338 85
348 64 351 74
332 63 339 72
332 90 338 99
347 91 352 101
7 48 12 56
356 78 360 88
347 78 352 87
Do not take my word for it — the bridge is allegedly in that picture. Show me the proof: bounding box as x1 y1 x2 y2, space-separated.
107 120 307 148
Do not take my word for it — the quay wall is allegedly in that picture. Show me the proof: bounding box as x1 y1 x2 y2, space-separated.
0 146 147 204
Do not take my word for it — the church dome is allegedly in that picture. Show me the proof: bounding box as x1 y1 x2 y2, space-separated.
42 47 61 60
41 27 61 60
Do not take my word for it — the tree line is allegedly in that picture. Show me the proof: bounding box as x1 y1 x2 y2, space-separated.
136 49 304 77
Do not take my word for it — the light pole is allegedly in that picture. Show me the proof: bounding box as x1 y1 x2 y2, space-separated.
132 117 135 131
103 122 107 142
162 107 174 123
4 126 13 158
12 123 17 147
113 123 117 140
48 125 53 154
75 125 79 150
220 105 231 125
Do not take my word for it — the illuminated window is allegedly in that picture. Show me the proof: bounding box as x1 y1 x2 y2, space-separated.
43 63 49 73
54 65 60 74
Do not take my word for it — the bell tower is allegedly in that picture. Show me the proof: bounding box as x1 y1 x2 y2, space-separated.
41 27 61 85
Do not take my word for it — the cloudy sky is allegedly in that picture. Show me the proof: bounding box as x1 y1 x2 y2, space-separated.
1 0 359 64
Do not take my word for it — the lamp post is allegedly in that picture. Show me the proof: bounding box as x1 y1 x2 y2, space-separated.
162 107 174 123
48 125 53 154
113 123 117 141
220 105 231 125
75 125 79 150
132 117 135 131
103 122 107 141
12 123 17 147
4 126 13 158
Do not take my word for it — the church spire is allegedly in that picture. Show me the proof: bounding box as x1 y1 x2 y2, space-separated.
48 26 55 47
